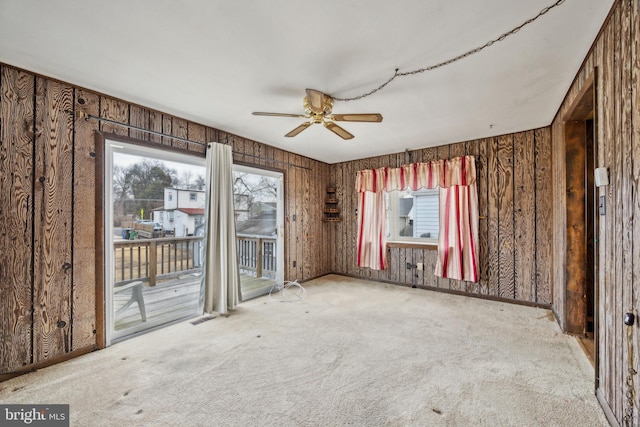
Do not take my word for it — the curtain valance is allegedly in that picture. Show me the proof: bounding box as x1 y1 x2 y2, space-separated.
355 155 476 193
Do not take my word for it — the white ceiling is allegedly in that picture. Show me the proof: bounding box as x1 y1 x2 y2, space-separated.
0 0 613 164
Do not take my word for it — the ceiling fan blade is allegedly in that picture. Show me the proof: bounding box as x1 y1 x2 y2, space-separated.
285 122 312 137
330 113 383 123
253 112 308 118
324 121 354 140
305 88 326 114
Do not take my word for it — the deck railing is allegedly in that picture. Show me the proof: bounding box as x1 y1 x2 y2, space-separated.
114 234 277 285
236 234 277 279
114 236 204 286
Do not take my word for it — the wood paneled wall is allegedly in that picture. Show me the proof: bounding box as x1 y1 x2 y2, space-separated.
0 64 331 375
330 128 553 306
551 0 639 424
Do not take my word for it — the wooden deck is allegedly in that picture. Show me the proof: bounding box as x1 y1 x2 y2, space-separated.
114 273 277 331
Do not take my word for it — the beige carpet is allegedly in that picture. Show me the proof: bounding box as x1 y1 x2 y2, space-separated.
0 275 608 426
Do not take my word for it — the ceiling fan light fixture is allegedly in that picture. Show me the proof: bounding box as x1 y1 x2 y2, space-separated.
253 88 382 140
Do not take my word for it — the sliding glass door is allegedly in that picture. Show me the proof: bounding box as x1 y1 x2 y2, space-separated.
233 165 284 300
104 139 206 344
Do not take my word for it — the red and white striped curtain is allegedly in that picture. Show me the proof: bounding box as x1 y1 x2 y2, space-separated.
355 155 479 282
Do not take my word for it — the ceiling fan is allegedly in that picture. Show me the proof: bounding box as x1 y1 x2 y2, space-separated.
252 89 383 140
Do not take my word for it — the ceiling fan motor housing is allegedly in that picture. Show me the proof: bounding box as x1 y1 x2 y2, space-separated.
304 94 333 116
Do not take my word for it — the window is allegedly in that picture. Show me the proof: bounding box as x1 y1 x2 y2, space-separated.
386 188 439 243
168 193 173 201
190 192 197 201
168 211 174 221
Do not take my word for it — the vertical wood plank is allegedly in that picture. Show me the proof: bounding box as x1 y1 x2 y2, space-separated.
422 146 437 162
302 157 311 280
33 78 74 363
252 140 263 168
487 137 501 297
329 162 336 274
612 6 624 416
551 117 565 327
631 1 640 412
0 67 35 373
620 3 635 421
129 105 149 141
161 115 173 147
187 122 207 152
423 249 438 288
414 248 424 287
398 247 407 285
295 155 304 280
602 12 616 412
310 158 318 279
448 142 466 159
497 134 515 299
287 153 301 281
513 130 536 303
72 89 99 351
148 110 163 144
171 117 189 150
476 138 490 295
389 247 399 283
335 162 345 274
205 126 218 145
534 128 552 304
320 160 327 277
346 161 356 276
99 97 128 136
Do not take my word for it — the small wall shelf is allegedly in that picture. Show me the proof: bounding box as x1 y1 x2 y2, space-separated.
322 186 342 222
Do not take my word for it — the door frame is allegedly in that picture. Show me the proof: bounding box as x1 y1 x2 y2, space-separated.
562 71 598 376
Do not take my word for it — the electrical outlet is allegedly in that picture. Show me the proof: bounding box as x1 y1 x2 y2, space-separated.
417 263 424 271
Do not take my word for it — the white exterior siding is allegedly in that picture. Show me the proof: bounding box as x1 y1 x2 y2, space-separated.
154 188 206 236
413 189 439 239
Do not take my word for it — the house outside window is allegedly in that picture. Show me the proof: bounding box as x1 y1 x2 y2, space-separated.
386 188 439 243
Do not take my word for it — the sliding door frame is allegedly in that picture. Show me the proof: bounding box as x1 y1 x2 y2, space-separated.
95 132 206 348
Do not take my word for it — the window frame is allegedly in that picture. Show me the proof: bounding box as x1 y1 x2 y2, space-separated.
385 188 439 245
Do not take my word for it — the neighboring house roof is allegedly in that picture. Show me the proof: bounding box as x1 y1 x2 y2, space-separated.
177 208 205 215
166 187 205 193
235 219 277 236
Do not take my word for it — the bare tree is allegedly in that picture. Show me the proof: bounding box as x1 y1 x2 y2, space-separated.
233 173 278 219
